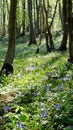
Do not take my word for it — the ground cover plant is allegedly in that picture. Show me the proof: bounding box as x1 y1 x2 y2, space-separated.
0 36 73 130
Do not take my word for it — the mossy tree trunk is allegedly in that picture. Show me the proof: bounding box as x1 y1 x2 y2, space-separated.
59 0 68 51
36 0 40 34
68 0 73 63
1 0 17 75
28 0 36 45
2 0 6 36
22 0 26 36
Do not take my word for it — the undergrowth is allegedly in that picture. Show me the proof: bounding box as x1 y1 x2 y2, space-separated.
0 36 73 130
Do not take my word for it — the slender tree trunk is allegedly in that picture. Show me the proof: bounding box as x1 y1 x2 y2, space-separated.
59 2 62 24
6 0 9 14
45 32 51 51
16 1 21 38
33 0 37 37
2 0 6 36
22 0 26 36
1 0 17 75
5 0 10 34
28 0 36 45
1 0 3 36
43 0 54 51
39 0 42 34
59 2 62 28
68 0 73 63
59 0 68 51
36 0 40 34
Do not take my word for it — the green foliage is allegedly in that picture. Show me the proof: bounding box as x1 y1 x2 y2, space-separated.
0 36 73 130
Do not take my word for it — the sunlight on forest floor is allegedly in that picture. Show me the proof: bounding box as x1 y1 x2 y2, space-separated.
0 36 73 130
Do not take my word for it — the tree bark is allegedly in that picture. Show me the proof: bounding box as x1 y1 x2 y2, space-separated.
59 0 68 51
1 0 17 75
36 0 40 34
22 0 26 36
2 0 6 36
28 0 36 45
68 0 73 63
43 0 54 51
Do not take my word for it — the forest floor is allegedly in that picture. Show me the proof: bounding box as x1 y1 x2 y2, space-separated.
0 35 73 130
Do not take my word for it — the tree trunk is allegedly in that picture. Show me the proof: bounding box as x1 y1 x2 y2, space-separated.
48 28 54 50
43 0 54 51
36 0 40 34
22 0 26 36
2 0 6 36
28 0 36 45
45 32 51 52
16 1 21 38
0 0 3 36
1 0 17 75
68 0 73 63
59 0 68 51
59 2 62 27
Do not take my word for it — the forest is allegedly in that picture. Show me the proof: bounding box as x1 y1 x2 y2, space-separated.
0 0 73 130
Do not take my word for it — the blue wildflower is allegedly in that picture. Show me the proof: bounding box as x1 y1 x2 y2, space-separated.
54 103 60 110
16 122 25 129
16 122 21 128
21 124 25 129
41 111 48 118
33 92 36 97
57 84 64 91
4 105 10 113
45 85 50 93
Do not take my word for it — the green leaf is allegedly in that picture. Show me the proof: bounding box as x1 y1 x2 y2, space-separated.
12 119 16 129
19 113 27 122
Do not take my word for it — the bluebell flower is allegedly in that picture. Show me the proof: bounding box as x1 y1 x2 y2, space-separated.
16 122 21 128
41 102 45 111
21 124 25 129
41 111 48 118
45 85 50 93
54 103 60 110
16 122 25 129
33 92 36 96
4 105 10 113
57 83 64 91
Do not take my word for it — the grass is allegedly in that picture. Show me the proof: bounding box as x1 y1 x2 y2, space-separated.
0 35 73 130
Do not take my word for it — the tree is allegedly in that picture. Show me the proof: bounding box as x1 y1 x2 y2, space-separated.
2 0 6 36
36 0 40 34
59 0 68 51
0 0 17 75
68 0 73 63
22 0 26 36
43 0 55 51
28 0 36 45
